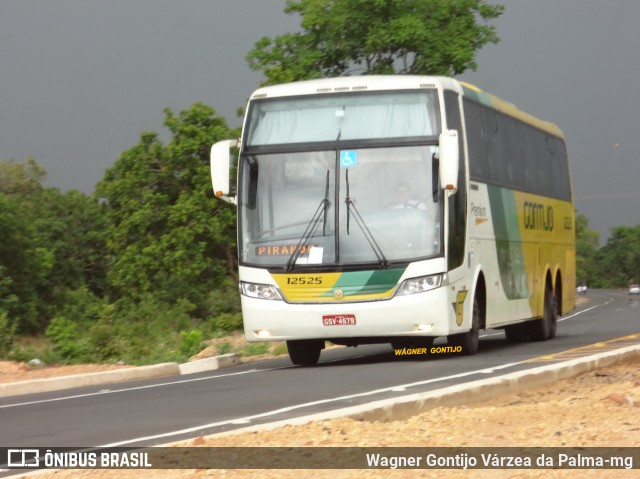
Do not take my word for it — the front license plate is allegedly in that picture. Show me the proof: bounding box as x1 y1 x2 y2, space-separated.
322 314 356 326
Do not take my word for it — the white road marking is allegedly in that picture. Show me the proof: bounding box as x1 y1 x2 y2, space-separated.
100 360 525 447
0 368 279 409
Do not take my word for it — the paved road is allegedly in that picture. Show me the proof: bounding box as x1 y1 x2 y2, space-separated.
1 290 638 451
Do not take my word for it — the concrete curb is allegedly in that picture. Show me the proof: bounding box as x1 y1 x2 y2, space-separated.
178 353 240 375
202 344 640 438
0 354 240 398
349 344 640 424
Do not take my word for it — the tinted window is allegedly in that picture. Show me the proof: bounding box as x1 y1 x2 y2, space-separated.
464 99 571 201
463 100 489 179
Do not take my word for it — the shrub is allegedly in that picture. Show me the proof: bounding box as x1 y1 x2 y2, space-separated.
211 312 243 333
87 319 123 362
45 316 84 360
217 341 232 355
57 286 108 325
0 310 17 356
180 329 204 358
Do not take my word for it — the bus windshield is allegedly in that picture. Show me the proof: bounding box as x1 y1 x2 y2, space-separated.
239 145 442 268
246 91 439 145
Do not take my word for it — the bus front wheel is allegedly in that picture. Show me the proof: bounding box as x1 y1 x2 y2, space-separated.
447 295 481 355
286 339 324 366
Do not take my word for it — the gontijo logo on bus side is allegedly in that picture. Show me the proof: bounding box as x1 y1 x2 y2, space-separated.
272 268 406 302
523 201 554 231
487 185 574 313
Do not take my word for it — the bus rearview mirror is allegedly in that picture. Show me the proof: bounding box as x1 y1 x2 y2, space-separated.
439 130 459 193
210 139 238 204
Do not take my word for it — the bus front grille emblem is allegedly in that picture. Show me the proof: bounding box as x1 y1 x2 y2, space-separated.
334 288 344 299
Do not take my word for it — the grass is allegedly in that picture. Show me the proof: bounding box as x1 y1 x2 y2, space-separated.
4 331 289 366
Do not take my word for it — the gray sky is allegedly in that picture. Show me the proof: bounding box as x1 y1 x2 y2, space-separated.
1 0 639 242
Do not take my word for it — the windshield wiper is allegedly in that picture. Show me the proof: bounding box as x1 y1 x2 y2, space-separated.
285 170 331 271
344 169 389 268
322 169 330 235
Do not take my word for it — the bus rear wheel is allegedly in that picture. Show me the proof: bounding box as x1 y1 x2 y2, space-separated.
447 295 481 355
286 339 324 366
504 323 529 342
530 286 557 341
548 292 558 339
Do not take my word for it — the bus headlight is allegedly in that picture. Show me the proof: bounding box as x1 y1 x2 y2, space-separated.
397 273 446 295
240 282 283 300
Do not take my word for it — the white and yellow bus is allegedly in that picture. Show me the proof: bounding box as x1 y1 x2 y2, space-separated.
211 76 575 365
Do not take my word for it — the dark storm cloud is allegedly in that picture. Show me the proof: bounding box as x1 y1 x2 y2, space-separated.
461 0 640 240
1 0 638 240
0 0 296 192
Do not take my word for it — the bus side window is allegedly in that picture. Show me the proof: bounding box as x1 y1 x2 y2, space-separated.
464 100 489 181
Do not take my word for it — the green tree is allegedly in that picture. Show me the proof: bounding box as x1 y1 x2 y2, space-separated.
247 0 504 84
29 188 109 315
97 103 239 315
575 212 599 286
0 158 45 198
595 225 640 287
0 159 109 333
0 193 42 331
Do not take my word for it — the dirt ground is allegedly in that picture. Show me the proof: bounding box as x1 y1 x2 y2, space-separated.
3 349 640 478
0 361 136 383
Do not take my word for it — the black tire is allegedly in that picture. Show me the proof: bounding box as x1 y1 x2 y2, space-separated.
548 292 558 339
286 339 323 366
448 295 480 355
504 323 529 343
530 285 555 341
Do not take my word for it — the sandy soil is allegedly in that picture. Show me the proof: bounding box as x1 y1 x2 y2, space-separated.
0 361 135 383
3 354 640 478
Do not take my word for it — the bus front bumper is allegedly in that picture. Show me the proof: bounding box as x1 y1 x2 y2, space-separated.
240 287 452 342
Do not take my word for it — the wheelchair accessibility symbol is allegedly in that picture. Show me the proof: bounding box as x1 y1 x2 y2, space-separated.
340 150 357 168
